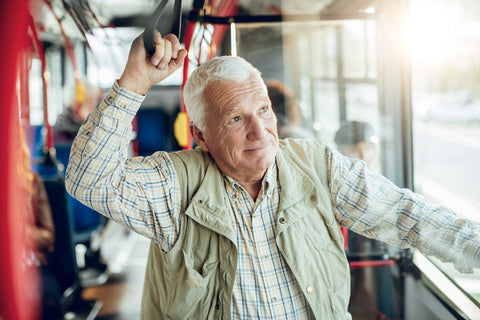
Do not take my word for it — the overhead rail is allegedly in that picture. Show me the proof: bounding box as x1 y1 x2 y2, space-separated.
187 12 377 25
207 0 238 58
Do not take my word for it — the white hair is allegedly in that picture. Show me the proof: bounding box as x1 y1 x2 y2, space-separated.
183 56 262 132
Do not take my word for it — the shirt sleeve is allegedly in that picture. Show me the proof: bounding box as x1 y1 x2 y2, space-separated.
65 81 181 253
326 146 480 273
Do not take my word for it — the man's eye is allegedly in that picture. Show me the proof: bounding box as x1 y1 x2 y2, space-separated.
230 116 241 123
259 106 268 113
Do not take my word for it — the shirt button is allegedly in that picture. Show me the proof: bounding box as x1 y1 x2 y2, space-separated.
198 199 203 204
279 217 286 224
271 297 277 303
306 286 314 294
261 255 268 260
232 194 237 199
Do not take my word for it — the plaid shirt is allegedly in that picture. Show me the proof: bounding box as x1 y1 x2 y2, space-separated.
67 82 480 319
224 164 314 319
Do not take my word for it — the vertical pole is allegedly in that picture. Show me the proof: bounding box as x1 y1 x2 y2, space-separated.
230 22 237 56
0 1 36 320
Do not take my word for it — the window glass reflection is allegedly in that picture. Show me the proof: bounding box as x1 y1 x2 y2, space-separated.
410 0 480 305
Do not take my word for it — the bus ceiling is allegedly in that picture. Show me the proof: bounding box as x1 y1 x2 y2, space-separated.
33 0 385 39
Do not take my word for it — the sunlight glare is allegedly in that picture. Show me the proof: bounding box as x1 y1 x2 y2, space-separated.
406 0 464 64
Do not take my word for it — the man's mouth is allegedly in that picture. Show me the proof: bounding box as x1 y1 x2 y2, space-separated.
245 143 269 153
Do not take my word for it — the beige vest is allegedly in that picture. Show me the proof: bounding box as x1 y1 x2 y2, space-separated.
140 139 351 319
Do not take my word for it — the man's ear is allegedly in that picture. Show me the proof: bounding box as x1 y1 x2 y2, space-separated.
190 124 209 152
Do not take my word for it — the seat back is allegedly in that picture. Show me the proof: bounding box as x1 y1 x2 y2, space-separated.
44 178 104 318
43 178 79 294
136 108 168 155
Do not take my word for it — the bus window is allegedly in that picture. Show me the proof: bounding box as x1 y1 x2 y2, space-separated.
29 58 44 126
236 18 380 153
410 0 480 307
46 47 63 125
86 27 140 88
86 27 184 88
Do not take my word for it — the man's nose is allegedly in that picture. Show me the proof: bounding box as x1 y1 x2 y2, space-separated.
246 115 267 140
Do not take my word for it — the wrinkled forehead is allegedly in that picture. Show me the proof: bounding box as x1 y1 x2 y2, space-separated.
203 74 269 111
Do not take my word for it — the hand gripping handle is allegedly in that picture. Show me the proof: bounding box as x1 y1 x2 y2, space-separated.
143 0 183 56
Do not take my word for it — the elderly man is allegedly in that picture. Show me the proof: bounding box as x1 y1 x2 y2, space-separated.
66 32 480 320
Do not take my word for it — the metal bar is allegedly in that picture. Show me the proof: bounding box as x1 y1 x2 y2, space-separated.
230 22 237 56
188 12 376 25
349 259 397 269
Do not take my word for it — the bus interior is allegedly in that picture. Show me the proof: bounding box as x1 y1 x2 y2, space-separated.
1 0 479 319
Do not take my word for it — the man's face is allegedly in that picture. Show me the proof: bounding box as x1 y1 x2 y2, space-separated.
192 75 279 182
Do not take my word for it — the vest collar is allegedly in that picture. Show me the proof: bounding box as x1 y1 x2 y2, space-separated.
185 161 236 242
276 145 315 210
184 144 317 240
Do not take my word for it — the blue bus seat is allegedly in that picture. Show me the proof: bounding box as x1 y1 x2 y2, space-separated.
43 178 79 295
38 145 108 288
136 108 168 156
23 125 44 161
43 178 102 318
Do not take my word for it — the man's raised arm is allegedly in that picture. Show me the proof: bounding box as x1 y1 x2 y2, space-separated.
65 33 187 249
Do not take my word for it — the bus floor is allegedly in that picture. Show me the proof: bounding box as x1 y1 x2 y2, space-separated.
80 222 150 319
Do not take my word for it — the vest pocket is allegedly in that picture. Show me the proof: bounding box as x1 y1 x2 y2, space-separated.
303 217 348 293
183 249 219 287
165 250 219 319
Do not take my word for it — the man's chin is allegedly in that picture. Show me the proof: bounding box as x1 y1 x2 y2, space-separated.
252 153 276 171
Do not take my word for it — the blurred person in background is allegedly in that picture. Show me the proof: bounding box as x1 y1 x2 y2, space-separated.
267 79 315 139
54 80 103 144
18 126 62 320
335 121 379 171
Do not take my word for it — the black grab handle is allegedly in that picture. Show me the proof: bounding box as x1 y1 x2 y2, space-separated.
143 0 183 56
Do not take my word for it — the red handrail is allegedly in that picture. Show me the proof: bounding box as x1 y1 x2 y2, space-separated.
349 259 397 269
27 13 53 150
179 20 196 150
0 1 37 319
209 0 238 58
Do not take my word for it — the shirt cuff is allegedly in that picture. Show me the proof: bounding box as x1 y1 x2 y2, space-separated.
100 80 146 123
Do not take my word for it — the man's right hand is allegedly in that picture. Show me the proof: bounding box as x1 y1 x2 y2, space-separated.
118 31 187 95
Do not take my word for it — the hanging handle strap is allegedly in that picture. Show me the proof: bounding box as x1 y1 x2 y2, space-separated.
143 0 183 56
